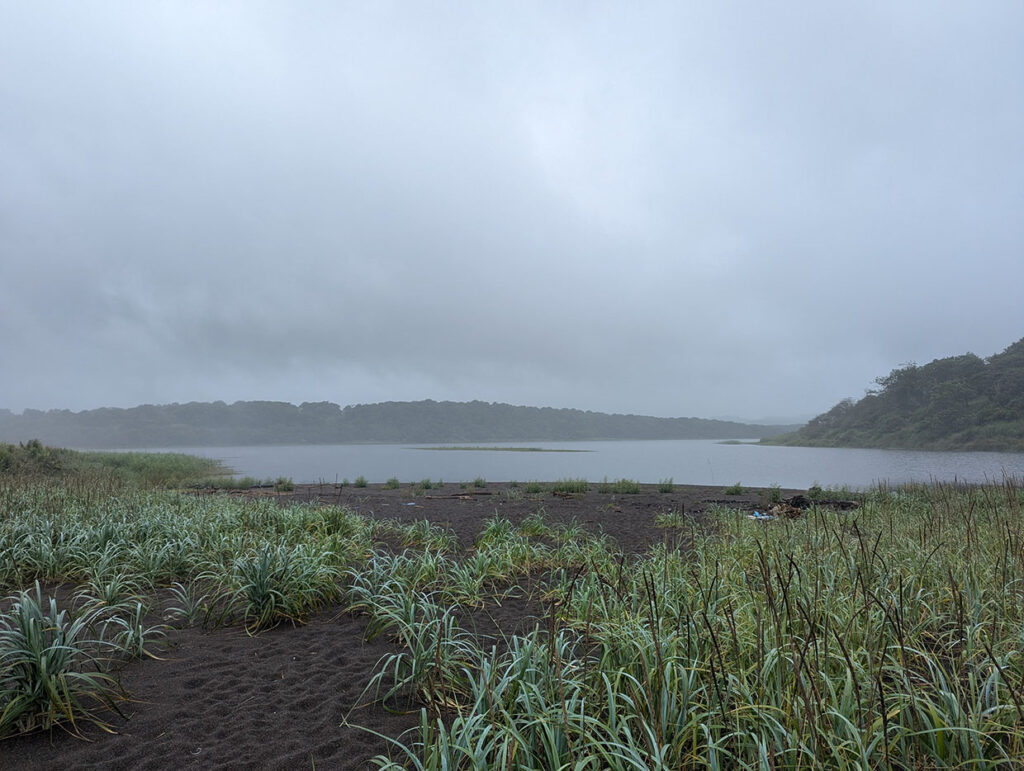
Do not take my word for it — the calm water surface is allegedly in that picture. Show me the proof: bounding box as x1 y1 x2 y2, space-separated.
144 440 1024 489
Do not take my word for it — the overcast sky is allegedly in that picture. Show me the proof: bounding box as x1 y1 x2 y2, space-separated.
2 2 1022 422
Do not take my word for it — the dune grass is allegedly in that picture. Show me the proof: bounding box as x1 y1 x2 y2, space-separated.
355 479 1024 769
3 470 1024 766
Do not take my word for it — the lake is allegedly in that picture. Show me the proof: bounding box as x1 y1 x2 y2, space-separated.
142 440 1024 489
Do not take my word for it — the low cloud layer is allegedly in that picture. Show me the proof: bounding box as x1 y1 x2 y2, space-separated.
3 3 1022 421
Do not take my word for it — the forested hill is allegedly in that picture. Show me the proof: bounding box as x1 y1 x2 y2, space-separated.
0 400 797 449
767 337 1024 452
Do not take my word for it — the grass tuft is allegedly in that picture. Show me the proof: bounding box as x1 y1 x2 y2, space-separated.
597 477 641 494
551 478 588 494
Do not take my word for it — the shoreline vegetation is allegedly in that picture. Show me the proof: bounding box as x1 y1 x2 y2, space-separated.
0 440 231 488
2 445 1024 767
767 336 1024 453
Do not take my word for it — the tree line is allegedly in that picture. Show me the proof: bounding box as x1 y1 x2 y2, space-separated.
0 400 796 449
768 337 1024 451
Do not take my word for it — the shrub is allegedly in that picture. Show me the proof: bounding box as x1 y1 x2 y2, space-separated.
273 477 294 492
354 476 368 488
472 477 486 489
724 482 745 495
657 478 674 493
384 477 400 490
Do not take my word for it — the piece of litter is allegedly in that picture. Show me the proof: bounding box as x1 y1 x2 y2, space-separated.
748 511 774 521
406 502 417 506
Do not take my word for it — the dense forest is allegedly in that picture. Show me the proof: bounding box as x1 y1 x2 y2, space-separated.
768 337 1024 452
0 400 795 449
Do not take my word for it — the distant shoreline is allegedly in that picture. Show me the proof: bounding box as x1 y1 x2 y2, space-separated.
410 445 592 453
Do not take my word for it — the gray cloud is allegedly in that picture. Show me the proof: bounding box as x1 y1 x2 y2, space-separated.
2 2 1022 420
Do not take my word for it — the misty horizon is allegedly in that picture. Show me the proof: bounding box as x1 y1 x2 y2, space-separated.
3 4 1022 420
0 396 812 427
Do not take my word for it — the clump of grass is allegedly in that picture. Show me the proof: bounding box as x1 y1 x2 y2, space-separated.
657 477 674 493
724 481 745 495
654 509 688 528
353 476 368 488
502 486 523 501
472 477 486 489
165 580 213 626
273 477 294 492
598 477 641 494
419 479 434 491
551 478 588 494
396 520 457 552
517 510 553 537
524 481 545 494
763 482 782 504
0 583 125 738
384 477 400 490
227 545 342 632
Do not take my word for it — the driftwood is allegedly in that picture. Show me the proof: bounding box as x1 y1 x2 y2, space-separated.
785 494 860 511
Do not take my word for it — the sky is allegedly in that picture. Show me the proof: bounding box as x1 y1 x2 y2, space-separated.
2 2 1022 423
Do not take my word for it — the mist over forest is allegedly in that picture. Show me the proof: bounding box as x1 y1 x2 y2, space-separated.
0 400 796 449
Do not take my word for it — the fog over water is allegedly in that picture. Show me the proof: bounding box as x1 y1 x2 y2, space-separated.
3 3 1022 422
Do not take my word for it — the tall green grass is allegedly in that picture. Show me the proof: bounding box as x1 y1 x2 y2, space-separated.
0 583 125 737
0 482 378 735
0 440 230 488
360 479 1024 769
4 472 1024 766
